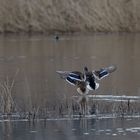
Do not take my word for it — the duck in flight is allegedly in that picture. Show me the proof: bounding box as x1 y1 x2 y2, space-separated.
57 65 117 95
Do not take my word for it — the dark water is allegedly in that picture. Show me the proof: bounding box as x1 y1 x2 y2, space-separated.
0 117 140 140
0 33 140 110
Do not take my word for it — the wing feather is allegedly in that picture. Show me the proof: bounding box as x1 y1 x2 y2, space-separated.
57 71 84 86
93 65 117 80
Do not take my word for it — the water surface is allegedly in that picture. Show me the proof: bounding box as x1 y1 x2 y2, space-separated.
0 33 140 111
1 117 140 140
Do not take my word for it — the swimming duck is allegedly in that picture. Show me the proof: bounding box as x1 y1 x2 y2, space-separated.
54 35 59 40
56 65 117 95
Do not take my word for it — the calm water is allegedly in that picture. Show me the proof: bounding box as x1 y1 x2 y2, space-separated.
0 117 140 140
0 33 140 139
0 33 140 110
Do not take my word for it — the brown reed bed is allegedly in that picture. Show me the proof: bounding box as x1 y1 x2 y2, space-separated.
0 0 140 33
0 94 140 121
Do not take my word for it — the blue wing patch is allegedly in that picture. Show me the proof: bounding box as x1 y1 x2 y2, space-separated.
66 72 83 85
69 72 82 81
94 69 109 80
66 76 77 85
99 69 109 79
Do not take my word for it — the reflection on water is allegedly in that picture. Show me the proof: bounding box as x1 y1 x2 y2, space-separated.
0 34 140 112
0 118 140 140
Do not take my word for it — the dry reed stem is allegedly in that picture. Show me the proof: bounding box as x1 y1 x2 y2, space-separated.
0 68 19 113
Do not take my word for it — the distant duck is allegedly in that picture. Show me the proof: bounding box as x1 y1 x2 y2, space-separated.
56 65 117 95
54 35 59 40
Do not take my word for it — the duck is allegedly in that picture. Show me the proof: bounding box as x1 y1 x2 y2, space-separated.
54 35 59 40
56 65 117 95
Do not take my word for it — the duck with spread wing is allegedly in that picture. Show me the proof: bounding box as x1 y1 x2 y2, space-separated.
56 65 117 95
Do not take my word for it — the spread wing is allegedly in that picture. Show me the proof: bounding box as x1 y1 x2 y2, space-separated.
93 65 117 80
56 71 84 86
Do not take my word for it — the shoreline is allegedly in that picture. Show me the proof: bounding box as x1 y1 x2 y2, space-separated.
0 31 140 37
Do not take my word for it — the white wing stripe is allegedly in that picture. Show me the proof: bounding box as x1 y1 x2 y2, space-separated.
68 76 82 81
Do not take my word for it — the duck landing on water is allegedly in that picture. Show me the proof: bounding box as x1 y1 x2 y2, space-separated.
56 65 117 115
56 65 117 95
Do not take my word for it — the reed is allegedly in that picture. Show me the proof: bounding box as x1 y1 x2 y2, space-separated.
0 0 140 33
0 93 140 120
0 69 19 114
